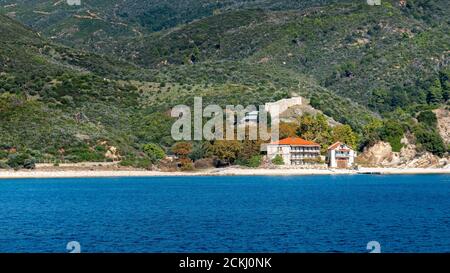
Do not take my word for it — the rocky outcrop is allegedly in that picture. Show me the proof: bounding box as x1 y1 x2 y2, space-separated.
358 139 449 168
279 99 341 127
105 146 121 161
404 152 446 168
358 141 395 166
433 108 450 145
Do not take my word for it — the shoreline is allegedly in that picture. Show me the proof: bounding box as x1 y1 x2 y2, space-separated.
0 166 449 179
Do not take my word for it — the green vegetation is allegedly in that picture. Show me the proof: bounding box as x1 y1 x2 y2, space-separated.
417 110 438 128
0 0 448 169
143 143 166 164
413 125 446 156
0 145 36 170
379 120 405 152
332 125 358 149
237 155 263 168
272 155 284 165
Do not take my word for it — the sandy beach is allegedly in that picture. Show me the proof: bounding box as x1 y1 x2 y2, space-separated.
0 164 449 179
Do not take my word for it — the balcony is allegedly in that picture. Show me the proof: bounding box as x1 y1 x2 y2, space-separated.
290 148 320 153
335 152 350 158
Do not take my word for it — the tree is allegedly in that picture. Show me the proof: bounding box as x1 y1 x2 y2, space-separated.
417 110 437 128
239 138 264 161
206 140 242 164
279 122 299 139
188 141 206 161
379 120 405 152
369 88 390 112
143 143 166 163
426 79 443 104
390 86 409 108
297 113 317 141
413 125 446 156
439 69 449 101
171 142 192 158
332 125 358 148
297 113 332 151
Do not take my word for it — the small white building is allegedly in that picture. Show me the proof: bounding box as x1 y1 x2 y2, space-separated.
67 0 81 6
267 137 321 165
326 142 356 169
239 110 259 124
367 0 381 6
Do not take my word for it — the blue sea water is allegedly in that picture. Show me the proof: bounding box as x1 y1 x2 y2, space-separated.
0 175 449 253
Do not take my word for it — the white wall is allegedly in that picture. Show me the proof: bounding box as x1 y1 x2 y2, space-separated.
264 97 302 118
328 150 337 168
267 145 291 165
327 147 357 168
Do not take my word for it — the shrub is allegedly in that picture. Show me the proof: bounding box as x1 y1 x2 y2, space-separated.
379 120 404 152
0 161 9 169
171 142 192 158
179 158 194 171
194 158 214 169
189 142 206 161
417 110 437 128
247 155 262 168
119 155 152 169
0 150 8 159
413 125 446 156
7 153 36 169
272 155 284 165
143 143 166 163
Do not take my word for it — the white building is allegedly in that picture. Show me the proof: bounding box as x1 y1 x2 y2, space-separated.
67 0 81 6
326 142 357 169
367 0 381 6
267 137 321 165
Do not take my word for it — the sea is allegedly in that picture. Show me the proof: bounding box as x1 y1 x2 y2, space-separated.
0 175 449 253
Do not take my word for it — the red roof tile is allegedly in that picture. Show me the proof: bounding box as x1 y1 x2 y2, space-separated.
328 142 353 150
328 142 342 150
270 137 320 146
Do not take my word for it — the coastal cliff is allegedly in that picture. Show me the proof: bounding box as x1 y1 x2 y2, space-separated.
358 140 449 168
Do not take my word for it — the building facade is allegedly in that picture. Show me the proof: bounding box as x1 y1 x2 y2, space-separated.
267 137 321 165
326 142 356 169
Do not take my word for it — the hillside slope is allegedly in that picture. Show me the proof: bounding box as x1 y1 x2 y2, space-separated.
0 14 149 162
1 0 448 165
113 1 449 114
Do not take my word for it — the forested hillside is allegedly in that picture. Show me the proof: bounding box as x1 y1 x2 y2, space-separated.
0 0 448 169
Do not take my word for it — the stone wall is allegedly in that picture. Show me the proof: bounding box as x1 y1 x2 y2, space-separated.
264 97 303 118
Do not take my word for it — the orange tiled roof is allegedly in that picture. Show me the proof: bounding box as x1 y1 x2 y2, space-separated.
328 142 352 150
328 142 342 150
270 137 320 146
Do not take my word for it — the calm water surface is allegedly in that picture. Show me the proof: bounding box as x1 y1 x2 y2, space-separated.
0 175 449 253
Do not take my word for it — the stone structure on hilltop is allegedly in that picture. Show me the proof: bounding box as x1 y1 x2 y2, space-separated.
264 97 303 118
